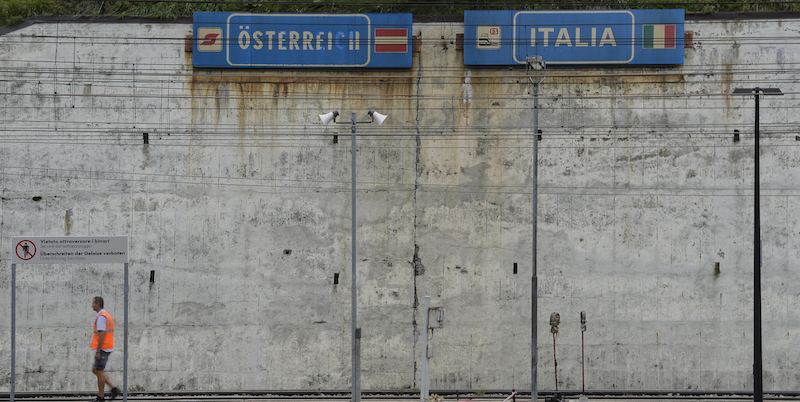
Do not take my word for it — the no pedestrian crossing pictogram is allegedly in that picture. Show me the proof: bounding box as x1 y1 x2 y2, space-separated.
15 240 36 261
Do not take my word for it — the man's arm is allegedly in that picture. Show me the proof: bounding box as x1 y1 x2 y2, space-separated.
96 331 105 353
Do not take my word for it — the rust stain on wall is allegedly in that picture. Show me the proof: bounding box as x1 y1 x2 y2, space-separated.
188 71 416 132
722 63 735 119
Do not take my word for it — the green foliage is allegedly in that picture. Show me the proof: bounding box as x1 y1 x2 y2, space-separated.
2 0 800 28
1 0 65 26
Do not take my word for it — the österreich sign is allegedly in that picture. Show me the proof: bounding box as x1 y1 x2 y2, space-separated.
464 9 685 66
193 12 413 68
12 236 129 264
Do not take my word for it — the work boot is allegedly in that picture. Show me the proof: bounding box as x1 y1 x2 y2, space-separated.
110 388 121 400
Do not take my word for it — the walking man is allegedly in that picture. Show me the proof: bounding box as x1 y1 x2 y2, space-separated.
91 296 121 402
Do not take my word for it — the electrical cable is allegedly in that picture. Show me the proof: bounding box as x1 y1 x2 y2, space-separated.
2 17 799 200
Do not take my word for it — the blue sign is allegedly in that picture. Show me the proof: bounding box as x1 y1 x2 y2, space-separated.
464 9 684 66
193 12 413 68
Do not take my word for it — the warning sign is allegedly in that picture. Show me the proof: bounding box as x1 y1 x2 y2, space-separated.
15 240 36 261
11 236 128 264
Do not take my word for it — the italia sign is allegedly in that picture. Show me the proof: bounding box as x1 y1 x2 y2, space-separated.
464 9 685 65
193 12 413 68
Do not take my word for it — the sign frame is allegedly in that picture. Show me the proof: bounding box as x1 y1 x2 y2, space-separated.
9 235 131 402
193 12 413 69
11 236 129 264
464 9 685 66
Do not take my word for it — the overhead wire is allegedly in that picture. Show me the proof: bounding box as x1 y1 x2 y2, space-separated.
1 16 799 199
3 0 800 15
5 157 800 197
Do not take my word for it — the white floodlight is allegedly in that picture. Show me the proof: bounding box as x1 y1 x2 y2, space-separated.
319 111 339 125
368 110 387 126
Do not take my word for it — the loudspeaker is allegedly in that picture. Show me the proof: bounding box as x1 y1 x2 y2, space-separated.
369 111 388 126
319 111 339 125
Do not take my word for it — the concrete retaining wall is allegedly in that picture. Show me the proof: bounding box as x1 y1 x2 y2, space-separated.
0 14 799 393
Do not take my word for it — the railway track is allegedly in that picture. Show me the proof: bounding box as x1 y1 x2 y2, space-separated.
3 391 800 402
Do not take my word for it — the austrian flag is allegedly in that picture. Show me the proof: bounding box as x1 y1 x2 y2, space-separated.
374 28 408 53
642 24 676 49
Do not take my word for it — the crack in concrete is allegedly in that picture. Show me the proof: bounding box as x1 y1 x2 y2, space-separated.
411 35 424 390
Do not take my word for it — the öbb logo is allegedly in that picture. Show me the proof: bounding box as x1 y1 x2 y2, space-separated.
197 28 223 52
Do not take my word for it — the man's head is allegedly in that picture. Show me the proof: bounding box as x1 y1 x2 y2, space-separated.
92 296 104 312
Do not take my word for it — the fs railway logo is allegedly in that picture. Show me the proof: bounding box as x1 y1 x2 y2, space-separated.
197 27 223 52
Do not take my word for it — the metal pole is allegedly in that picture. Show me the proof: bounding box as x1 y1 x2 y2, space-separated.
531 79 540 402
421 296 431 402
580 311 587 399
11 263 16 402
552 331 558 391
350 113 361 402
124 263 129 402
753 92 762 402
732 86 780 402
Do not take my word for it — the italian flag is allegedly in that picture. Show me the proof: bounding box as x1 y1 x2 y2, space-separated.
643 24 676 49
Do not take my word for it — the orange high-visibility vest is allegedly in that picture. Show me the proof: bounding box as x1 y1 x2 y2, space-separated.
91 311 114 350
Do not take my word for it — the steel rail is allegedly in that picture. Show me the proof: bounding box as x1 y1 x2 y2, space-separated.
3 391 800 402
